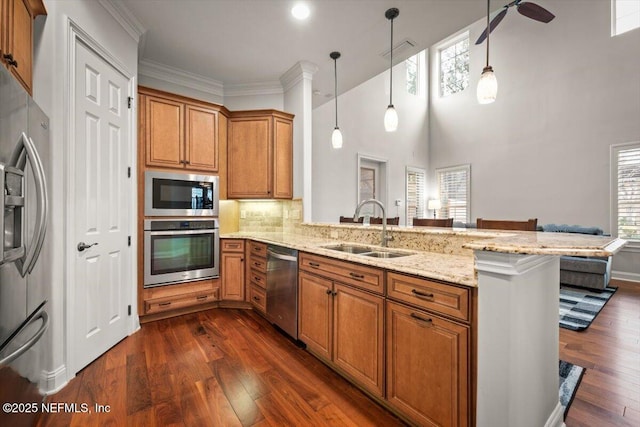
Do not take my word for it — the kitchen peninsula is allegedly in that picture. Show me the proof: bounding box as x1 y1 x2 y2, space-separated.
223 222 626 427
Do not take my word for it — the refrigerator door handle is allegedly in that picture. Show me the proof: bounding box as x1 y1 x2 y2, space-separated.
9 132 48 277
0 310 49 367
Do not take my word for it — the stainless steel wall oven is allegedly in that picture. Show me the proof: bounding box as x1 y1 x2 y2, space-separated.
144 218 219 288
145 171 219 217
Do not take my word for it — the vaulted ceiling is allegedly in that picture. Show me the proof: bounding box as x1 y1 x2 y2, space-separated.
116 0 485 107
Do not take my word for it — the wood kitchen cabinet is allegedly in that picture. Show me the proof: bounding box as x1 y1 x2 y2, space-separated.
298 253 385 397
0 0 46 94
139 86 225 173
221 239 245 301
386 273 471 427
227 110 293 199
246 240 268 313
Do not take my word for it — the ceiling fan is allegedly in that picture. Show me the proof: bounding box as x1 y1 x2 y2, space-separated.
475 0 555 45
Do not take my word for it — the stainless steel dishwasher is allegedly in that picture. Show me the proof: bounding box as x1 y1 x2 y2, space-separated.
266 244 298 339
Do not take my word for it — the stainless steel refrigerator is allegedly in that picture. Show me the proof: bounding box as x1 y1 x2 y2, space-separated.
0 66 51 426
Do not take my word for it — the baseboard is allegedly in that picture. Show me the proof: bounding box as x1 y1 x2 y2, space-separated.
611 270 640 283
544 402 565 427
40 364 69 395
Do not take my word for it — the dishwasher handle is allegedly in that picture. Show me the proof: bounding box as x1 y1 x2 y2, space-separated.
267 248 297 263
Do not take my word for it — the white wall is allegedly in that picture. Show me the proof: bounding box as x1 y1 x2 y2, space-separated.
224 93 283 111
138 75 285 111
429 0 640 279
312 60 429 225
32 0 139 392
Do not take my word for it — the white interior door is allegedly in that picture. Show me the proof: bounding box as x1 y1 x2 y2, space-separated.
72 39 131 372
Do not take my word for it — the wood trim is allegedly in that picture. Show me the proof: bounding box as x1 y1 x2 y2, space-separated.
138 85 229 115
24 0 45 16
229 109 294 120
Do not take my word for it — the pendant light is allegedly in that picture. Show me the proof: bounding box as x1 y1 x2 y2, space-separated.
330 51 343 149
477 0 497 104
384 8 399 132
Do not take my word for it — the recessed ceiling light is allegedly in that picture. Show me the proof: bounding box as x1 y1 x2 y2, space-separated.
291 3 310 20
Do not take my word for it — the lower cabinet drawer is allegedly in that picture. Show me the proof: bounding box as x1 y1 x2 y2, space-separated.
387 272 470 322
249 285 266 313
145 289 219 314
249 269 267 289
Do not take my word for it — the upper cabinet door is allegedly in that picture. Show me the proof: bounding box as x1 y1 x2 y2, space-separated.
2 0 45 94
273 116 293 199
227 116 272 198
186 105 218 172
227 111 294 200
144 95 184 169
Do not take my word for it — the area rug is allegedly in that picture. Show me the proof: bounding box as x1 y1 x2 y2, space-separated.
559 285 617 331
559 360 585 419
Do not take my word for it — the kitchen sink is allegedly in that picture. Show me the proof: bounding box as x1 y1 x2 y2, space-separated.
321 244 375 254
360 251 413 258
322 244 415 258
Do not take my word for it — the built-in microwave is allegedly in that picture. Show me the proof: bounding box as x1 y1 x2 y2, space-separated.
145 171 219 217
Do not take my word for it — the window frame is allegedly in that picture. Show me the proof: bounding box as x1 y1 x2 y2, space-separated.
612 0 640 36
437 31 470 98
435 164 471 223
610 141 640 247
406 166 427 224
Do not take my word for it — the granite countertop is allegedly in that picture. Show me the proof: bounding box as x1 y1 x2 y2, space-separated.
461 231 626 256
221 231 477 287
222 228 626 288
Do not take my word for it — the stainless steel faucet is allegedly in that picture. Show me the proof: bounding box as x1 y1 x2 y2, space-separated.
353 199 394 247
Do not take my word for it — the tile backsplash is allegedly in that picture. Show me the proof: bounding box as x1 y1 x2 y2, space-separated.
219 199 303 233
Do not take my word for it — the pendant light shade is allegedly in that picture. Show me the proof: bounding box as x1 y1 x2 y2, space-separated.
477 66 498 104
330 51 343 149
477 0 497 104
384 8 399 132
331 127 343 149
384 105 398 132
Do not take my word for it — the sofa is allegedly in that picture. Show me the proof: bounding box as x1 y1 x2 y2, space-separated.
453 221 612 290
542 224 612 290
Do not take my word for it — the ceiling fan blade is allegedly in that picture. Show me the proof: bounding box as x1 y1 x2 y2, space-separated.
475 8 509 45
517 2 555 23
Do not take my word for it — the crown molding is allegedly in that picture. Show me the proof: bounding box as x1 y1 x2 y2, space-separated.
97 0 146 42
224 81 283 97
139 59 224 97
280 61 318 92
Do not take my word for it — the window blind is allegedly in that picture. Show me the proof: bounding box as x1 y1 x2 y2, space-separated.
406 168 426 222
616 145 640 240
436 165 470 223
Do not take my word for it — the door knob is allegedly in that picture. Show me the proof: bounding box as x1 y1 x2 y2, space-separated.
77 242 98 252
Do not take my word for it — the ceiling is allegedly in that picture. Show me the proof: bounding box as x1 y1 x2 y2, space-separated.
117 0 486 107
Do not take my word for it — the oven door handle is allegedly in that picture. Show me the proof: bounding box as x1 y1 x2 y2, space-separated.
146 229 216 236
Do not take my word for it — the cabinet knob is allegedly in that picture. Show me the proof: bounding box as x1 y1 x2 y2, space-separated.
326 289 332 295
3 53 18 68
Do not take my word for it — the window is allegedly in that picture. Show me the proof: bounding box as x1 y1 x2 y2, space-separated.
406 167 426 223
611 142 640 241
439 33 469 97
612 0 640 36
436 164 470 223
406 54 419 95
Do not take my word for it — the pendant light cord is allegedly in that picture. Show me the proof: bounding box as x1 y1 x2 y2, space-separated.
389 16 394 105
485 0 490 68
334 57 338 127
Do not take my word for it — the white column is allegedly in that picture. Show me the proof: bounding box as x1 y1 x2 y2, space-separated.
475 251 564 427
281 61 317 222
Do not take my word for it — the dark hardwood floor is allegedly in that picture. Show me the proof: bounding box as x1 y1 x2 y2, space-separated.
37 308 406 427
37 279 639 427
560 279 640 427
